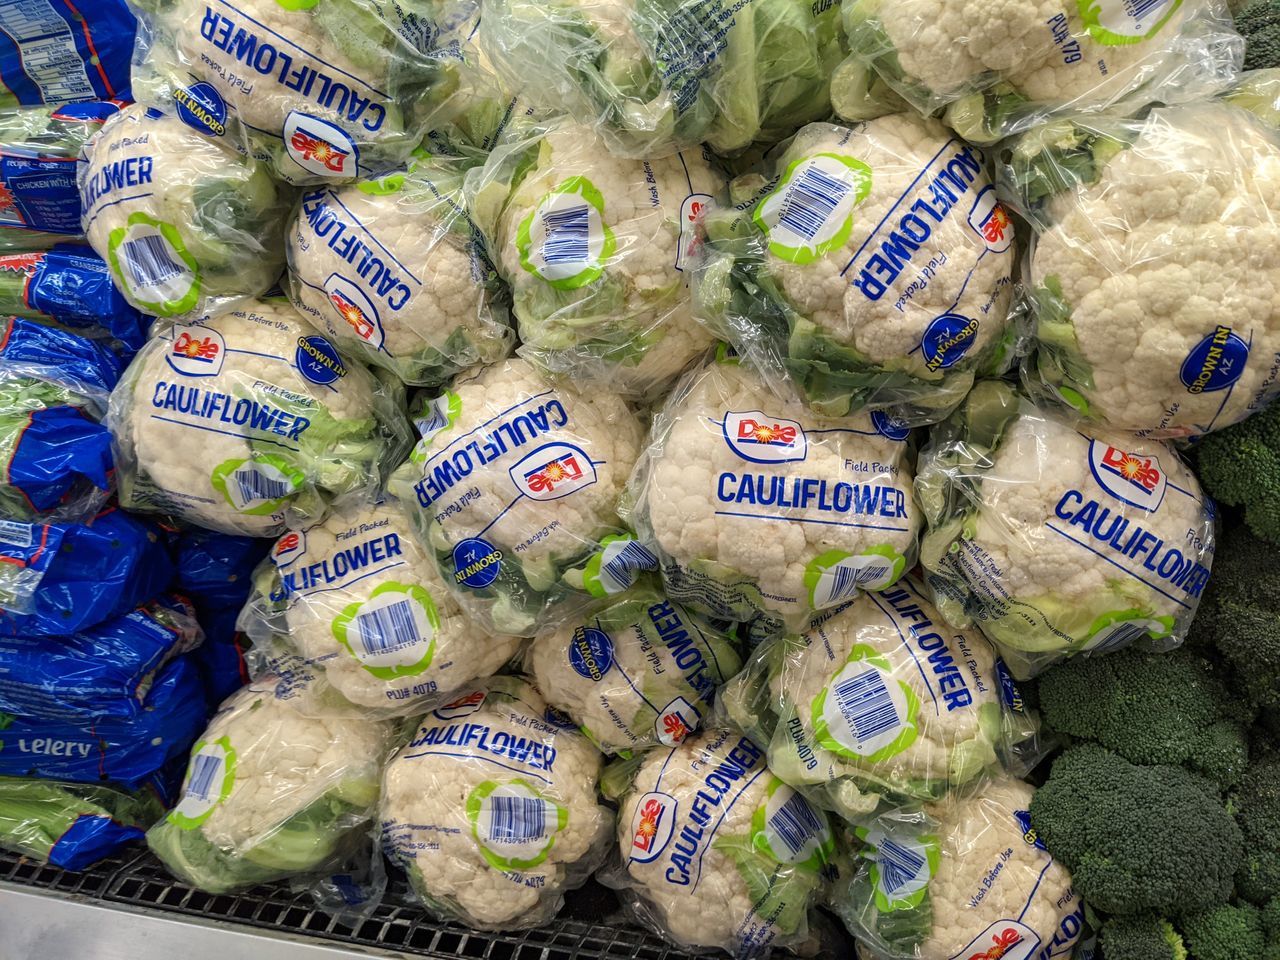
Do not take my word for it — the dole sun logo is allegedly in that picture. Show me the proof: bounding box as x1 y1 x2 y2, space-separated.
660 712 689 743
510 442 598 501
967 927 1024 960
329 288 375 340
968 186 1013 254
271 530 305 568
172 330 220 363
723 411 809 464
524 453 585 494
632 797 667 854
1099 446 1162 494
431 689 487 721
290 130 350 174
1088 439 1167 513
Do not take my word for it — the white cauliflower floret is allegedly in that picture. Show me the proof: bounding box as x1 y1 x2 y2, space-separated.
135 0 463 184
629 358 920 631
606 727 832 956
243 501 524 714
737 579 1002 817
111 299 405 537
835 778 1082 960
917 382 1215 679
706 117 1014 421
469 120 721 397
380 676 611 928
529 586 741 754
1028 103 1280 436
388 358 643 635
147 685 391 893
78 104 291 322
286 155 514 387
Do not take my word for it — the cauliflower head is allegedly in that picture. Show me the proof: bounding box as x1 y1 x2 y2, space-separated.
133 0 469 184
699 117 1015 423
604 727 834 956
529 584 742 755
627 356 921 631
147 684 392 894
915 381 1215 680
835 778 1083 960
725 578 1005 819
1016 102 1280 437
111 299 411 537
380 676 612 928
845 0 1241 142
466 120 721 397
242 500 524 715
78 104 292 322
387 358 644 636
478 0 844 157
286 151 513 387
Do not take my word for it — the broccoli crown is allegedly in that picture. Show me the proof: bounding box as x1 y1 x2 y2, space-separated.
1100 913 1187 960
1237 0 1280 71
1231 749 1280 905
1030 745 1243 916
1181 903 1265 960
1263 897 1280 960
1195 404 1280 543
1035 647 1250 787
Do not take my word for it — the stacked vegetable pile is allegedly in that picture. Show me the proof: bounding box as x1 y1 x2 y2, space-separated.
0 1 1275 958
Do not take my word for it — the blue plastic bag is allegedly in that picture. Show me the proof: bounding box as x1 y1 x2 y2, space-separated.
0 315 124 408
0 507 173 632
0 655 206 788
192 606 249 705
0 3 135 107
174 530 271 611
0 594 202 719
1 400 112 519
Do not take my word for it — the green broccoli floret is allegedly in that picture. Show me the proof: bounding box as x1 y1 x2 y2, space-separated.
1195 405 1280 543
1036 647 1250 788
1237 0 1280 71
1100 913 1187 960
1030 745 1243 916
1189 527 1280 716
1181 903 1265 960
1231 748 1280 905
1263 897 1280 960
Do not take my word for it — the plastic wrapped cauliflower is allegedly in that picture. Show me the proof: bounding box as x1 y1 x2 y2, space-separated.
148 684 392 894
241 500 524 716
724 578 1034 821
78 103 293 322
528 584 741 755
625 355 921 633
380 676 612 928
285 150 513 388
698 117 1016 424
478 0 844 158
601 727 834 957
130 0 472 185
466 120 721 397
387 358 646 636
844 0 1241 144
110 299 412 538
915 381 1216 680
832 778 1083 960
1003 101 1280 438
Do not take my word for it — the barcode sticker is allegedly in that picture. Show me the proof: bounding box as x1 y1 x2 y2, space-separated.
819 659 912 759
761 784 829 865
471 781 565 868
343 586 437 675
170 738 234 828
754 154 872 264
223 461 299 512
519 179 611 288
0 520 34 548
810 554 896 609
1080 0 1180 43
592 538 659 596
112 223 195 308
1084 617 1164 653
860 826 934 905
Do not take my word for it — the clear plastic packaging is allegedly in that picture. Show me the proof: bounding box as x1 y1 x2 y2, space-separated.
129 0 474 185
240 499 524 718
844 0 1242 144
78 103 294 322
379 675 613 929
999 101 1280 438
528 583 742 755
148 682 392 895
721 578 1040 821
387 357 648 637
110 299 413 538
285 150 513 388
915 380 1216 680
624 355 921 634
696 117 1016 424
599 726 834 959
831 778 1084 960
465 119 722 398
478 0 844 158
